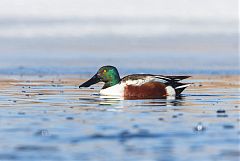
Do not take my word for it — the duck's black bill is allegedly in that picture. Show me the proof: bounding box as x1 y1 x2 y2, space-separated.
79 74 100 88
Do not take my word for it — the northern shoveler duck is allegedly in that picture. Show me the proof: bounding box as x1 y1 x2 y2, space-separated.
79 66 191 99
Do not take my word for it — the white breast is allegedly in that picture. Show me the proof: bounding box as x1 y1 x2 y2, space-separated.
100 83 125 96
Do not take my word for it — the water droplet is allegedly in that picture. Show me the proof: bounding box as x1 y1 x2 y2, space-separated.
194 122 206 132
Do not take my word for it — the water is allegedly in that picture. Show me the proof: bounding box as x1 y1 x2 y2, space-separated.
0 36 239 75
0 75 239 161
0 0 238 76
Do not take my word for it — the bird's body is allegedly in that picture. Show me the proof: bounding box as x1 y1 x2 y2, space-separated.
79 66 191 100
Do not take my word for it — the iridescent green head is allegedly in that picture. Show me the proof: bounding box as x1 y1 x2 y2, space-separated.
79 66 121 89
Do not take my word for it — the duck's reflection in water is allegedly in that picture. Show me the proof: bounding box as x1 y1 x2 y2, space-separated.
96 95 185 108
77 93 186 112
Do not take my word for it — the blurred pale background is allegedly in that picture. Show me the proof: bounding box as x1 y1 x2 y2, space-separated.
0 0 238 75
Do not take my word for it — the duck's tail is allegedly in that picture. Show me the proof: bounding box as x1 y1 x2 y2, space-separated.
173 82 191 95
165 76 191 96
166 75 191 81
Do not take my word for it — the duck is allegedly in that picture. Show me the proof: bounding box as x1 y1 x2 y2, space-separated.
79 65 191 99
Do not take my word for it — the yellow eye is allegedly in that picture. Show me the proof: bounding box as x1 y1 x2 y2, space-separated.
103 70 107 73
